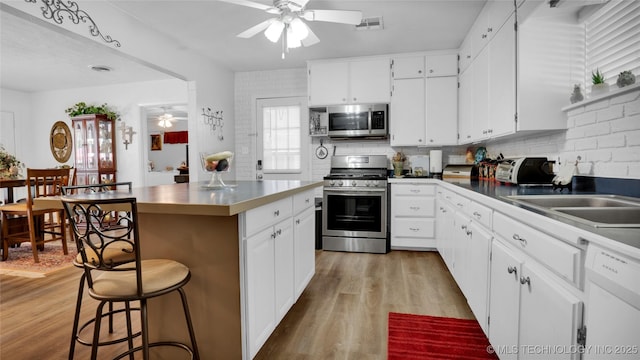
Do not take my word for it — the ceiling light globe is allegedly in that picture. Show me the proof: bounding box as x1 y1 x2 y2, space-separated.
264 20 284 42
290 17 309 41
286 26 302 48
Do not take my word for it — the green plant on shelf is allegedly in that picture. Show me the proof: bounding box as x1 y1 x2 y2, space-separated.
591 69 605 84
65 102 120 121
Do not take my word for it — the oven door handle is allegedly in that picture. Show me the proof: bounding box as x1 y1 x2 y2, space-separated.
323 188 387 195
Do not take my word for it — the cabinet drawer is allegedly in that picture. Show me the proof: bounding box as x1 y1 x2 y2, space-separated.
293 189 314 214
467 201 492 229
393 197 435 217
393 218 435 238
393 184 436 196
245 197 293 237
493 211 581 285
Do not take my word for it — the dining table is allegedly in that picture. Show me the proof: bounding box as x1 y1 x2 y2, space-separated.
0 178 26 204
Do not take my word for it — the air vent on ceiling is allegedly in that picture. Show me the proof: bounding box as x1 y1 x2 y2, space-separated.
355 16 384 31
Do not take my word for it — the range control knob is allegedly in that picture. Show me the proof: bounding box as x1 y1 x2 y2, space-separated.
337 180 344 187
351 180 357 186
364 180 371 187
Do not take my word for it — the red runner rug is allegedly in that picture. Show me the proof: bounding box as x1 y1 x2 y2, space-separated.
388 312 499 360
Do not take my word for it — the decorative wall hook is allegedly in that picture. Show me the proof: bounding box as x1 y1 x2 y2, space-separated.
202 107 224 140
118 121 135 150
25 0 121 47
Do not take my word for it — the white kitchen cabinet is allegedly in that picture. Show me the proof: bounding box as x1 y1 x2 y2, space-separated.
487 14 517 139
471 45 490 142
242 192 316 359
245 225 277 359
307 57 390 106
489 240 524 360
457 67 473 143
390 53 458 147
436 189 456 272
464 216 492 334
274 218 294 323
294 206 315 299
425 76 458 145
391 183 436 250
489 238 583 360
392 56 424 79
390 78 425 146
426 54 458 77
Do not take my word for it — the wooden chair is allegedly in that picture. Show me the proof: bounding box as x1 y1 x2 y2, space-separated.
61 193 199 359
1 168 71 262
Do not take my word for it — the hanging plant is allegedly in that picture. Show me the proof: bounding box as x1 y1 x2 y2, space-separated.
65 102 120 121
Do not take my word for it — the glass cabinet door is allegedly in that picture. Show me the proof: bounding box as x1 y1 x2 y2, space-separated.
85 121 98 171
98 119 114 170
73 121 86 170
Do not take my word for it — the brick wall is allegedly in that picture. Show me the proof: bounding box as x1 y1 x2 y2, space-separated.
485 86 640 179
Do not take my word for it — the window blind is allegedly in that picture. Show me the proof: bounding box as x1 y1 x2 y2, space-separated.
585 0 640 86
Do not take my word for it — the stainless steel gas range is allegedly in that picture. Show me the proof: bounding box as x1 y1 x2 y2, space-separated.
322 155 390 254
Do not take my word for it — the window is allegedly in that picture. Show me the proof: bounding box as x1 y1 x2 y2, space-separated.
585 0 640 86
262 104 301 173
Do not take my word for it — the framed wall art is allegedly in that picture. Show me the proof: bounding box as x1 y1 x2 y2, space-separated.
150 134 162 151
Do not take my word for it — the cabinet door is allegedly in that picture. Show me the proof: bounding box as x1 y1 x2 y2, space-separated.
489 240 522 360
452 212 470 291
245 226 276 359
519 263 582 360
458 67 473 144
390 78 425 146
425 54 458 77
274 219 294 323
426 76 458 145
465 221 492 334
294 207 315 299
436 198 455 270
486 0 515 40
459 36 473 74
308 61 349 105
488 13 516 139
392 56 425 79
471 47 490 142
349 58 391 104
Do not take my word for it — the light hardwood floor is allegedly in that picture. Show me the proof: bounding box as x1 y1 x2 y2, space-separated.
0 249 473 359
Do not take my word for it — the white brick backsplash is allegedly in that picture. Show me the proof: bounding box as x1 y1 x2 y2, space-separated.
627 130 640 146
629 164 640 178
625 98 640 115
593 162 628 176
584 149 611 162
610 90 640 106
596 104 624 122
596 133 626 149
610 114 640 133
574 111 597 126
583 122 610 137
574 138 598 150
611 148 640 162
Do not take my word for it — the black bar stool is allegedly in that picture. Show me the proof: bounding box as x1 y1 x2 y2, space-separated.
62 190 199 359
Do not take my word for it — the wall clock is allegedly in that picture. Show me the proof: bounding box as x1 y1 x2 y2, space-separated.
50 121 73 163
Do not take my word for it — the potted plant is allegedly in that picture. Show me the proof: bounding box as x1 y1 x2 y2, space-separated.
65 102 120 121
0 146 23 179
590 69 609 96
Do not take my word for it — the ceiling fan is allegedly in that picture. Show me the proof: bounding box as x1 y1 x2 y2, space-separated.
219 0 362 56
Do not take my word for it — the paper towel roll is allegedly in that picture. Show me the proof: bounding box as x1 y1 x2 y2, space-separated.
430 150 443 174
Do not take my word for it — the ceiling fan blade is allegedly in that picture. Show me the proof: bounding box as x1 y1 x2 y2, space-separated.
237 18 276 38
217 0 273 11
302 9 362 25
301 26 320 47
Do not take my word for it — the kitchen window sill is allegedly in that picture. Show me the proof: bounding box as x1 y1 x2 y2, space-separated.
562 82 640 112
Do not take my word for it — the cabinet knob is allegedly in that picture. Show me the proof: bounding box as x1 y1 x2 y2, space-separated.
513 234 527 246
353 98 357 102
487 27 493 32
296 219 301 224
418 138 423 142
466 55 471 59
473 211 481 219
418 70 423 74
520 276 531 286
507 266 517 275
274 210 280 217
481 34 487 39
429 139 434 143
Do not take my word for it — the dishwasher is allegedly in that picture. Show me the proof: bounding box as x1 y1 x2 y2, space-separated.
583 244 640 359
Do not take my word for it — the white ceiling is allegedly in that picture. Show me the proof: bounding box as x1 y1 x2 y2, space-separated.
1 0 489 93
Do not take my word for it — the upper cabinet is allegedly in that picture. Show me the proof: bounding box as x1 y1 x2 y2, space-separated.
390 54 458 147
458 0 582 144
307 57 391 106
72 114 116 185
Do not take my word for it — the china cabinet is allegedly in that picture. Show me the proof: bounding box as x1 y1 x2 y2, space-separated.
72 114 116 185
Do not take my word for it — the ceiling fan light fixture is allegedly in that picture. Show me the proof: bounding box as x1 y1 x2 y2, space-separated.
286 26 302 48
289 17 309 40
265 20 285 42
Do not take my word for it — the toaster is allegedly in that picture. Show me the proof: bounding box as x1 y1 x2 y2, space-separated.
495 157 554 185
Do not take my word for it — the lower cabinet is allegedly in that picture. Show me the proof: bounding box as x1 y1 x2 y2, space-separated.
390 183 436 249
489 240 583 360
243 193 316 359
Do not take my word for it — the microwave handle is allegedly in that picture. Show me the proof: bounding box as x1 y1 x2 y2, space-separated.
368 107 372 135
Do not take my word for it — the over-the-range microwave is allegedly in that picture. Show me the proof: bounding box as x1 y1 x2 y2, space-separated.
321 104 388 139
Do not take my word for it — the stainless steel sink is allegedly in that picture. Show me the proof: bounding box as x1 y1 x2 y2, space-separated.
503 195 640 228
505 195 640 208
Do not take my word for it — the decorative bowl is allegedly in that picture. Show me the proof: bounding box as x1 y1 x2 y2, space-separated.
200 151 234 188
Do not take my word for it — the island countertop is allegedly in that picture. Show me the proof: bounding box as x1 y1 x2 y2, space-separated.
49 180 322 216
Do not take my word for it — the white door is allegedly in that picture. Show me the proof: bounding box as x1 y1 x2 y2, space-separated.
256 97 310 180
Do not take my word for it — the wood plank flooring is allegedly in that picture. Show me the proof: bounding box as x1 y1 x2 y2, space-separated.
0 249 473 359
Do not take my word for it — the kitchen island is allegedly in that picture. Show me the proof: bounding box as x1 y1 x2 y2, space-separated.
60 180 322 359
